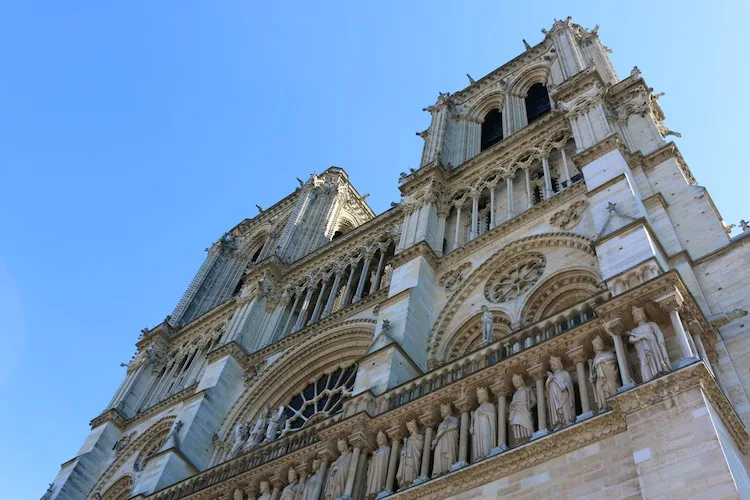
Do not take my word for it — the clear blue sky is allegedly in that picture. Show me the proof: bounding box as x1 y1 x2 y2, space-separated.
1 2 747 498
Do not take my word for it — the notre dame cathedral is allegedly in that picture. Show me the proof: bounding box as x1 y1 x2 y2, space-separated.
44 18 750 500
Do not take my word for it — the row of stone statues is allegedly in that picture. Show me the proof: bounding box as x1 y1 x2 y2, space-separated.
230 405 287 457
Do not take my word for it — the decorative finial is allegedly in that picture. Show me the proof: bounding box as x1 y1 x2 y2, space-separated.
255 204 264 213
741 220 750 232
296 177 304 187
523 39 532 50
467 73 476 84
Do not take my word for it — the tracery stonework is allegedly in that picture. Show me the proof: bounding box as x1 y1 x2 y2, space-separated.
484 253 546 303
46 18 750 500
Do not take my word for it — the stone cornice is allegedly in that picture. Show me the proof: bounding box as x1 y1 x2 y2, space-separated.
693 235 750 266
90 384 200 431
641 141 697 185
571 132 621 168
391 241 440 270
550 65 604 103
585 173 626 198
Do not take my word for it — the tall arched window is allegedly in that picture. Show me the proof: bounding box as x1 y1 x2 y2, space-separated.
480 109 503 151
525 83 551 124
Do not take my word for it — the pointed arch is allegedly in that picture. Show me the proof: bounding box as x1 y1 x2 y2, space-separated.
100 475 133 500
520 268 606 326
427 233 596 366
443 308 513 362
508 62 552 97
216 320 376 455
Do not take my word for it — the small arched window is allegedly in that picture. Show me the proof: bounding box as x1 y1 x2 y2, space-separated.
525 83 551 124
480 109 503 151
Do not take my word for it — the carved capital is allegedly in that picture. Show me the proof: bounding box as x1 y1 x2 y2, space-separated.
655 290 684 313
566 345 587 364
490 378 509 398
418 409 440 428
385 424 404 442
454 391 474 413
316 441 339 462
526 362 547 381
602 316 625 337
348 428 374 452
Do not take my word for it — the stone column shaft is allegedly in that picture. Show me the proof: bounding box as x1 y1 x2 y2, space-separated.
525 168 533 208
282 293 301 336
369 252 386 295
489 187 496 229
458 410 470 465
542 156 553 198
560 148 572 185
611 333 634 388
506 176 515 219
453 206 462 250
323 273 343 317
312 459 329 500
339 264 357 311
470 197 479 240
575 360 591 416
293 287 314 331
670 308 694 360
309 281 328 324
353 256 372 303
420 426 434 479
497 393 507 450
385 436 400 494
344 446 362 497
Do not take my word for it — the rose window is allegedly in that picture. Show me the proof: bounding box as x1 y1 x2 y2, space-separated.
283 364 357 431
484 253 546 303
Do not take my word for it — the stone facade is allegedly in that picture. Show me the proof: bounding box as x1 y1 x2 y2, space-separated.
44 18 750 500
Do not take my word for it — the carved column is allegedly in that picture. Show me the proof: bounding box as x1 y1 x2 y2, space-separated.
505 175 515 219
542 156 553 199
344 431 370 498
470 195 479 240
338 263 357 311
270 474 283 500
657 291 695 363
567 345 592 420
489 186 496 229
560 148 572 187
293 287 314 332
490 380 508 454
454 393 472 469
353 254 373 303
314 444 336 500
369 250 386 294
527 363 548 438
524 168 533 209
453 205 462 250
384 426 402 495
415 411 438 484
308 280 329 325
282 292 301 336
323 271 343 317
604 318 635 389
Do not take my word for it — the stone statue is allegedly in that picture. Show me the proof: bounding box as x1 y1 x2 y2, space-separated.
508 373 536 443
280 468 301 500
627 306 671 382
324 438 352 500
546 356 576 429
431 403 459 477
246 406 270 450
264 406 286 443
470 387 497 461
257 480 272 500
589 335 620 411
233 488 243 500
301 459 322 500
397 419 423 489
480 306 494 344
365 431 391 496
229 422 250 457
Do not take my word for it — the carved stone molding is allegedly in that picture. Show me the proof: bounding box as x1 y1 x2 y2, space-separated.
438 262 472 293
549 200 588 230
484 253 546 303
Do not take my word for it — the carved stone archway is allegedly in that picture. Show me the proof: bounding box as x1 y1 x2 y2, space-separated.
100 475 133 500
520 268 605 326
427 233 596 366
443 309 513 362
217 320 376 454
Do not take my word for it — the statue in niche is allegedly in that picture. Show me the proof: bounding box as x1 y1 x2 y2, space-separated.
264 406 286 443
589 335 620 411
229 422 250 457
546 356 576 429
365 431 391 496
397 419 423 488
245 406 270 450
470 387 497 461
431 403 459 477
508 373 536 443
280 468 302 500
324 438 352 500
301 458 322 500
627 305 671 382
257 481 272 500
480 306 494 344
